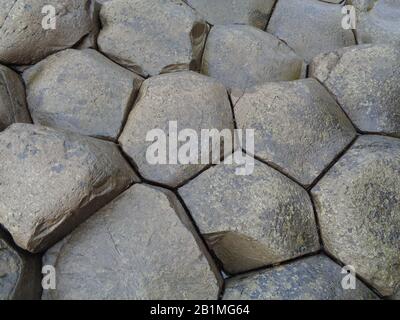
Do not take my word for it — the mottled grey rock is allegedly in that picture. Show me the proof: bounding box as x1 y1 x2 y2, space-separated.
179 152 320 274
0 0 93 65
0 229 42 300
0 124 138 253
235 79 356 186
202 25 305 100
267 0 355 63
119 71 234 187
43 184 221 300
310 44 400 137
223 255 379 300
184 0 276 29
98 0 209 77
0 65 31 131
312 135 400 296
23 49 143 141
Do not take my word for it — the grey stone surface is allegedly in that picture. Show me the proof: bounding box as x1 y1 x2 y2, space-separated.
43 184 221 300
235 79 356 186
23 49 143 141
0 65 31 131
267 0 355 63
119 71 234 187
0 229 42 300
312 135 400 296
223 255 379 300
98 0 209 77
179 152 320 275
0 124 138 253
201 25 305 100
310 44 400 137
0 0 93 65
184 0 276 29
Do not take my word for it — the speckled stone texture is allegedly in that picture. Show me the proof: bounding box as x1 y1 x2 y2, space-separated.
179 152 320 275
312 135 400 297
0 124 138 253
98 0 209 77
235 79 356 186
42 184 221 300
310 44 400 137
223 255 378 300
23 49 143 141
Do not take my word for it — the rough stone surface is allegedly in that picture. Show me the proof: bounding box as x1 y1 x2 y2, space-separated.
312 135 400 296
23 49 143 141
235 79 356 186
0 65 31 131
179 152 320 275
184 0 276 29
98 0 209 77
43 184 221 300
201 25 305 99
0 0 93 65
267 0 355 63
0 229 42 300
119 71 234 187
223 255 379 300
310 44 400 137
0 124 138 253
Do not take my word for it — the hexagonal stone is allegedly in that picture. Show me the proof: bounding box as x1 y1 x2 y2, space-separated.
184 0 276 29
43 184 221 300
119 71 234 187
0 0 93 65
235 79 356 186
179 152 320 275
310 44 400 137
223 255 379 300
201 25 305 100
0 65 31 131
0 229 42 300
98 0 208 77
312 135 400 296
0 124 138 253
267 0 355 63
23 49 143 141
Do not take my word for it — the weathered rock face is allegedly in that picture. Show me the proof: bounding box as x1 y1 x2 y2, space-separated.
312 135 400 296
351 0 400 46
0 124 138 253
235 79 356 186
119 71 234 187
98 0 209 77
202 25 305 99
0 229 42 300
179 152 320 275
267 0 355 63
310 44 400 137
0 65 31 131
184 0 276 29
23 49 143 141
43 184 221 300
0 0 93 65
223 255 379 300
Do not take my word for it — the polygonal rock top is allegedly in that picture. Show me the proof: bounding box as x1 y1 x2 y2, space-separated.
179 152 320 274
98 0 209 77
43 184 221 300
223 255 378 300
235 78 356 186
23 49 143 141
119 71 234 187
0 124 138 253
310 44 400 137
312 135 400 296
